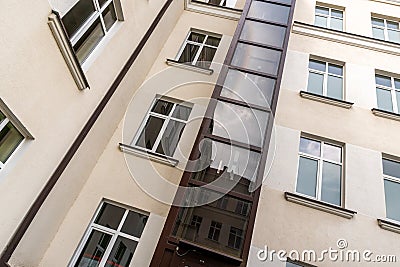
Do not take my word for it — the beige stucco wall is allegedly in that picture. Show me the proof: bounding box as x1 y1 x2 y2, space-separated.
250 0 400 266
36 9 237 267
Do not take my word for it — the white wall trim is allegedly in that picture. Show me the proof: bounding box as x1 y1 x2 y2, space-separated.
372 108 400 121
292 22 400 56
0 98 34 139
119 143 179 167
369 0 400 6
300 91 354 109
378 219 400 234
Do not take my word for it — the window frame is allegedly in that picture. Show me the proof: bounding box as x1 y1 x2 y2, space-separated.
175 29 221 68
307 59 344 99
375 74 400 114
69 201 149 267
63 0 120 64
295 136 344 207
131 97 192 158
0 114 25 169
372 16 400 43
382 157 400 222
208 220 222 242
315 5 344 31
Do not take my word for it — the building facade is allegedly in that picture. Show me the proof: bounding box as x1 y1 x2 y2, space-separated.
1 0 400 266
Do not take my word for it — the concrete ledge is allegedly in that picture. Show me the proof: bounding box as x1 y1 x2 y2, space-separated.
284 192 356 219
372 108 400 121
300 91 354 109
166 59 214 75
119 143 178 167
378 218 400 234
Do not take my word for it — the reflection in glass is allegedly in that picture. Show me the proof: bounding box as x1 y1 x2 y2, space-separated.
331 18 343 31
321 162 341 206
383 159 400 178
375 75 391 87
172 189 251 257
156 120 186 156
62 0 96 38
102 3 117 31
74 19 105 63
372 28 385 40
323 144 341 162
299 137 320 157
178 43 200 64
384 179 400 222
210 101 269 147
248 1 290 24
296 157 318 197
240 20 286 48
74 230 112 267
327 75 343 100
94 203 125 230
376 88 393 112
105 237 138 267
232 43 281 75
220 69 275 107
191 140 260 194
0 122 24 163
121 211 148 237
197 46 217 69
135 116 164 150
388 29 400 43
307 72 324 95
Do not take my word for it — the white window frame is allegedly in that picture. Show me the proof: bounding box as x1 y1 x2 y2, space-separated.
382 158 400 222
131 97 192 157
0 116 23 170
69 201 148 267
296 137 344 206
372 16 400 42
315 5 344 30
375 74 400 114
308 59 344 99
64 0 121 63
176 29 221 67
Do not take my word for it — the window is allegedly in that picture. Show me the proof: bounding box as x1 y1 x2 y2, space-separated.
383 158 400 222
228 227 243 250
190 215 203 234
0 110 24 169
375 74 400 113
307 59 344 100
372 17 400 43
62 0 120 63
70 202 148 267
208 220 222 241
177 30 221 69
235 200 250 216
195 0 237 8
314 6 343 31
133 97 192 157
296 137 343 206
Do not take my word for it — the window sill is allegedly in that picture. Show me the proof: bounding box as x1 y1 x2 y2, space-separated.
48 11 89 90
378 218 400 234
372 108 400 121
166 59 214 75
284 192 356 219
119 143 178 167
300 91 354 109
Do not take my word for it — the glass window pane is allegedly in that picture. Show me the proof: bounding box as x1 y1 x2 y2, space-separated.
172 104 192 120
314 15 327 28
372 27 385 40
151 99 174 115
328 64 343 76
196 46 217 69
388 29 400 43
387 21 399 29
0 122 24 163
331 9 343 18
178 43 200 64
74 230 112 267
299 137 321 157
248 1 290 24
240 20 286 48
330 18 343 31
327 75 343 100
307 72 324 95
188 32 206 43
287 262 303 267
375 75 391 87
396 91 400 114
296 157 318 198
98 0 109 8
73 19 105 64
315 6 329 15
372 18 384 27
220 69 275 107
156 120 186 156
102 3 117 31
321 162 342 206
105 236 138 267
210 101 269 147
376 88 393 112
384 179 400 221
394 78 400 89
232 43 281 75
121 211 148 237
205 36 221 47
323 144 342 162
135 116 165 150
0 112 5 123
191 140 260 194
309 60 326 71
94 203 125 230
62 0 96 38
383 159 400 178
